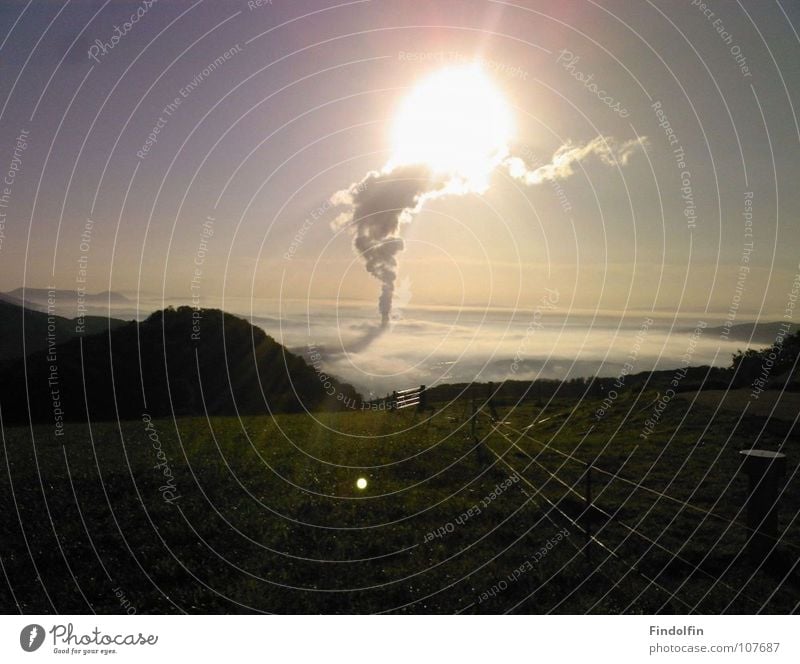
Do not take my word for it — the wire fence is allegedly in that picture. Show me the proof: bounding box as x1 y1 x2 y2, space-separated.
379 384 796 612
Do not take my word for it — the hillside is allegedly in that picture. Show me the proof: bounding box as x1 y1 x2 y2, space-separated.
0 306 359 425
6 287 131 306
700 320 795 344
0 299 128 365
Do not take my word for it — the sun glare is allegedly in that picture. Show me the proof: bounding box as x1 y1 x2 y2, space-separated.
389 64 514 190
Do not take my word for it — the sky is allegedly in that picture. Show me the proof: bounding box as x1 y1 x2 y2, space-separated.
1 0 799 354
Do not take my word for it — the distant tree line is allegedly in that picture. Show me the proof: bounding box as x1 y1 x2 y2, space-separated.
425 333 800 408
730 329 800 390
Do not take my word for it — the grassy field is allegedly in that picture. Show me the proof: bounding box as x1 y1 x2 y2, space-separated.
681 389 800 422
1 388 797 614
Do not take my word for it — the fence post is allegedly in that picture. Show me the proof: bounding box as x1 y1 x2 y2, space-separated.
584 463 593 563
418 385 427 411
739 449 786 560
470 398 477 439
487 382 499 423
472 397 491 465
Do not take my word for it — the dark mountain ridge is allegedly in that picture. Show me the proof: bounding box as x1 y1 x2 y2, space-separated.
0 306 360 426
0 299 128 365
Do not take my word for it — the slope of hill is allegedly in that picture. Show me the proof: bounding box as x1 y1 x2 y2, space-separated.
700 321 795 344
0 290 40 309
6 287 131 306
0 306 360 425
0 299 128 365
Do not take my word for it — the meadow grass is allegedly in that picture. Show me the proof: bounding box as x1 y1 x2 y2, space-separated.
0 390 796 613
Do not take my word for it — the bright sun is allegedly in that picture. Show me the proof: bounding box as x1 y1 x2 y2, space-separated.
389 64 514 190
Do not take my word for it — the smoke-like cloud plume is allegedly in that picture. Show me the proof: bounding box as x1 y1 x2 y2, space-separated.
331 164 447 327
504 136 647 185
330 135 646 333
